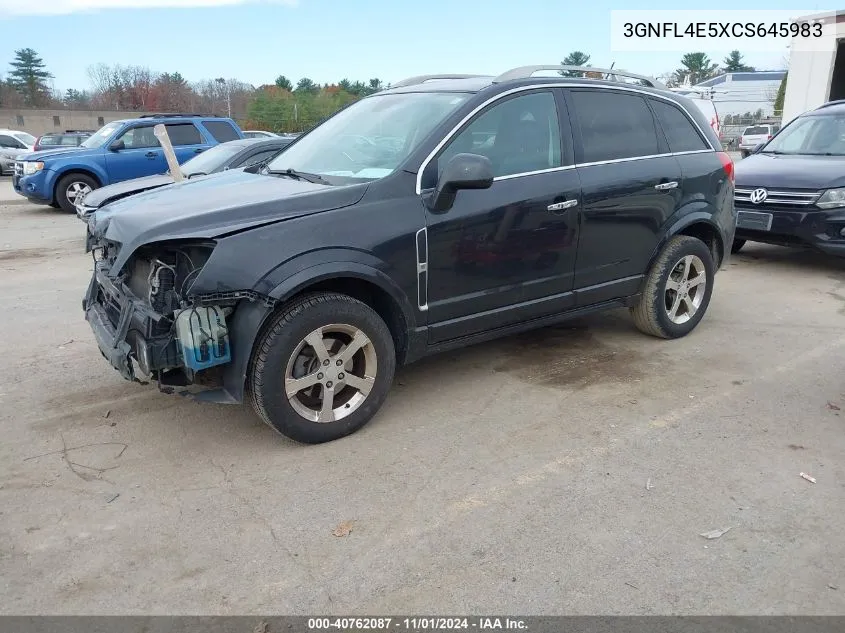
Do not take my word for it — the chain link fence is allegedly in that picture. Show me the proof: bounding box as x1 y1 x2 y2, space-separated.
719 111 782 149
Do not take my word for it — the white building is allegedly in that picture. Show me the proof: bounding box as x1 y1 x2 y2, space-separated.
692 71 786 119
782 11 845 124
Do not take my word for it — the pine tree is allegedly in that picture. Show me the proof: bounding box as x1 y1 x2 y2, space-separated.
8 48 53 106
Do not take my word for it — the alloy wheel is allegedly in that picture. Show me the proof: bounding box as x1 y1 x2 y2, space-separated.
664 254 707 324
284 323 378 423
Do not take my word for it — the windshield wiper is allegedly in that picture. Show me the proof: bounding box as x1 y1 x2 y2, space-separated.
760 150 791 155
268 167 328 184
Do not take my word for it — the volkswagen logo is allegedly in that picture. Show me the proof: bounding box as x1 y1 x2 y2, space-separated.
749 188 768 204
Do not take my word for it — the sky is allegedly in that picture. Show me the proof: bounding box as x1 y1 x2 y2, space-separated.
0 0 830 93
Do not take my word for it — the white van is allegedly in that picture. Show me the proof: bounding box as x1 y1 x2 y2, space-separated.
669 88 722 145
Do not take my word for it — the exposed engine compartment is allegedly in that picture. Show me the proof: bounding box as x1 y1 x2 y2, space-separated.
124 242 216 316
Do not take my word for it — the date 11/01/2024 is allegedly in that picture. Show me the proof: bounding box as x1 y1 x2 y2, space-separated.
307 618 528 630
622 21 823 38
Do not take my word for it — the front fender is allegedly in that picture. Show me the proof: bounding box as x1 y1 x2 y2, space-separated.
265 257 417 331
53 157 108 186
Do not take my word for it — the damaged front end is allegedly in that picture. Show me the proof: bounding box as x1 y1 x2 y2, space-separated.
83 238 269 395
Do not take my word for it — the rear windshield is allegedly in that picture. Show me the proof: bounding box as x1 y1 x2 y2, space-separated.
744 126 768 135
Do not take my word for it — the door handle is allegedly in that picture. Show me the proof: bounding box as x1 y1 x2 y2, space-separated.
654 181 679 190
145 151 158 158
194 148 204 153
547 199 578 212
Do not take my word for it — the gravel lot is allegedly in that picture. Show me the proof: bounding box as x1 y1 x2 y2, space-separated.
2 174 845 615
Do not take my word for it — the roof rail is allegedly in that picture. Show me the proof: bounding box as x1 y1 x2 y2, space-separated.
493 65 666 89
391 74 488 88
816 99 845 110
138 113 208 118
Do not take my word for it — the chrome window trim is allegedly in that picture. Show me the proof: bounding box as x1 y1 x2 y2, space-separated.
415 82 716 194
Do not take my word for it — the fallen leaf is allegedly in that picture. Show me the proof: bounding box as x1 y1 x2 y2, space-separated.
827 402 841 411
332 520 354 537
253 621 268 633
699 527 732 540
788 444 805 450
829 584 839 591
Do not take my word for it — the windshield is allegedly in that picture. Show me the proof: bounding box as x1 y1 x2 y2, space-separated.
15 132 36 146
762 114 845 156
81 122 122 148
179 142 244 176
266 92 471 184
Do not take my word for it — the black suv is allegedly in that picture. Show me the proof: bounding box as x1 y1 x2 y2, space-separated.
84 65 736 444
733 101 845 256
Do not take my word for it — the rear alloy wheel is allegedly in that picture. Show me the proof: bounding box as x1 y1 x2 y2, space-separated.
631 235 715 339
56 173 97 213
731 239 746 254
250 292 396 444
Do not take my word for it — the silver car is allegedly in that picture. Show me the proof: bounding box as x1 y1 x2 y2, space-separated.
0 129 36 175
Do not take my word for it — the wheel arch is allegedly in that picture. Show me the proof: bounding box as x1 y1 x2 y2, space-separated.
53 168 103 203
650 209 726 272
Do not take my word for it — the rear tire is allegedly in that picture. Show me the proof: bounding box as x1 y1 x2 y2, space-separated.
55 173 97 213
250 292 396 444
631 235 715 339
731 239 746 254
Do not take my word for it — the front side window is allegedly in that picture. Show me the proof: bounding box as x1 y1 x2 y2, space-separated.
266 91 471 184
571 90 660 163
649 99 709 153
763 114 845 155
437 91 562 179
116 125 158 149
235 149 279 168
82 122 123 148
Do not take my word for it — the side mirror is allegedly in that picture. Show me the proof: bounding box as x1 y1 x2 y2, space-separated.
109 139 125 151
427 153 494 212
752 143 766 154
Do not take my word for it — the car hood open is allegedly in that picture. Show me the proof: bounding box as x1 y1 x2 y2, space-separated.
91 169 368 275
736 153 845 190
83 174 174 209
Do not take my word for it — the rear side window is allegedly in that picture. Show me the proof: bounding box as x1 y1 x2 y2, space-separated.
571 91 659 162
59 135 79 146
649 99 709 152
165 123 203 146
203 120 239 143
39 135 59 145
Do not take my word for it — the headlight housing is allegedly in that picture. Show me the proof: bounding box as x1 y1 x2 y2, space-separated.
22 161 44 175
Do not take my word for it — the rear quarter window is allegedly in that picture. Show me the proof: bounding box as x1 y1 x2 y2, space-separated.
649 99 709 153
571 90 660 162
203 120 240 143
39 135 59 145
164 123 203 146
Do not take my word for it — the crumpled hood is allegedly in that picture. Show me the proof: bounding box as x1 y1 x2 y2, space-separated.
91 169 368 275
83 173 174 209
736 154 845 190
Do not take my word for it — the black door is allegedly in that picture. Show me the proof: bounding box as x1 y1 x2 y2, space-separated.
422 89 581 343
567 88 683 305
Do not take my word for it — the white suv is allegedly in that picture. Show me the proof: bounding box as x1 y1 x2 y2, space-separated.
739 124 780 157
0 129 36 175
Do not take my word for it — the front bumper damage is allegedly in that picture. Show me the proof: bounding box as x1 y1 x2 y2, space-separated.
83 262 171 382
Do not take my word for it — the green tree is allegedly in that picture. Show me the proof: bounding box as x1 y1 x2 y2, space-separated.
773 72 787 115
722 50 754 72
674 52 720 86
63 88 89 107
338 78 352 93
8 48 53 106
274 75 293 91
560 51 591 76
295 77 318 94
366 78 384 94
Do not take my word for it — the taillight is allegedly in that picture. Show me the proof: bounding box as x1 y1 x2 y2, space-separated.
767 135 773 140
717 151 734 184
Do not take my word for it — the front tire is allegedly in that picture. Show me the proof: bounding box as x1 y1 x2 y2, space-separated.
631 235 715 339
250 292 396 444
731 239 746 254
55 173 97 213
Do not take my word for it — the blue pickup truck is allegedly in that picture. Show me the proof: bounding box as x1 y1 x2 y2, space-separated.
12 113 244 212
